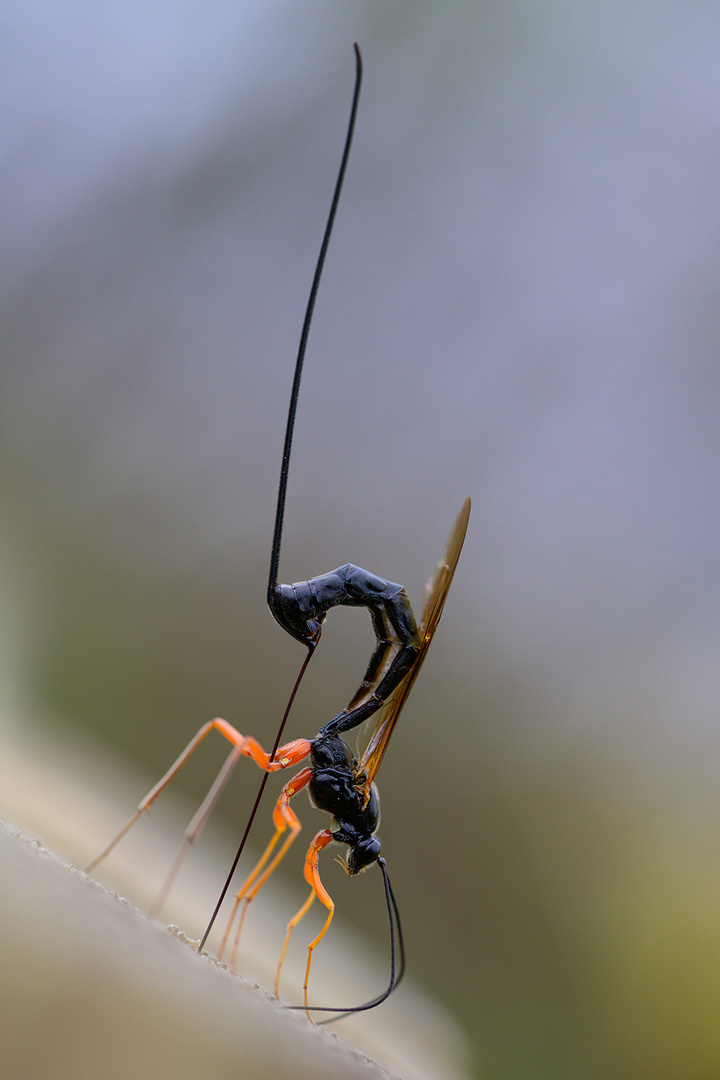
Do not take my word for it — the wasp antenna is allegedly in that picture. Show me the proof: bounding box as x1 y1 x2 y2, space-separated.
267 42 363 604
286 855 406 1021
317 857 405 1020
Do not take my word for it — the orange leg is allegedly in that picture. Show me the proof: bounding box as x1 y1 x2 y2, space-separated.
86 717 311 875
275 829 335 1016
219 766 313 969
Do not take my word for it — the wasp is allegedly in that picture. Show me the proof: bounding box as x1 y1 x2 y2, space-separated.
88 43 470 1019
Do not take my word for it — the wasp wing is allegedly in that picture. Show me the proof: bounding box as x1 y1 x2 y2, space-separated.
356 497 471 793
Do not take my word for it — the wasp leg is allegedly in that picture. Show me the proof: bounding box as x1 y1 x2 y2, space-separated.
275 829 335 1016
150 742 244 917
220 765 313 970
86 718 311 874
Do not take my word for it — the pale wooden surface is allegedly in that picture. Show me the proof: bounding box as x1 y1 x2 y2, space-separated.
0 722 471 1080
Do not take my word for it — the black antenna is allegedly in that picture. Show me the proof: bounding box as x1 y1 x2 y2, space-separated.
285 856 406 1020
198 43 363 955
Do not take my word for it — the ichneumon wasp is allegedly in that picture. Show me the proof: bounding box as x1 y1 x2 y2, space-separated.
87 43 470 1020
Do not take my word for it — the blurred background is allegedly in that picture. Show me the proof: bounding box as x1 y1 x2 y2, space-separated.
2 1 720 1077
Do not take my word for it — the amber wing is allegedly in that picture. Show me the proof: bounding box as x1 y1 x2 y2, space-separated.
355 497 471 794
